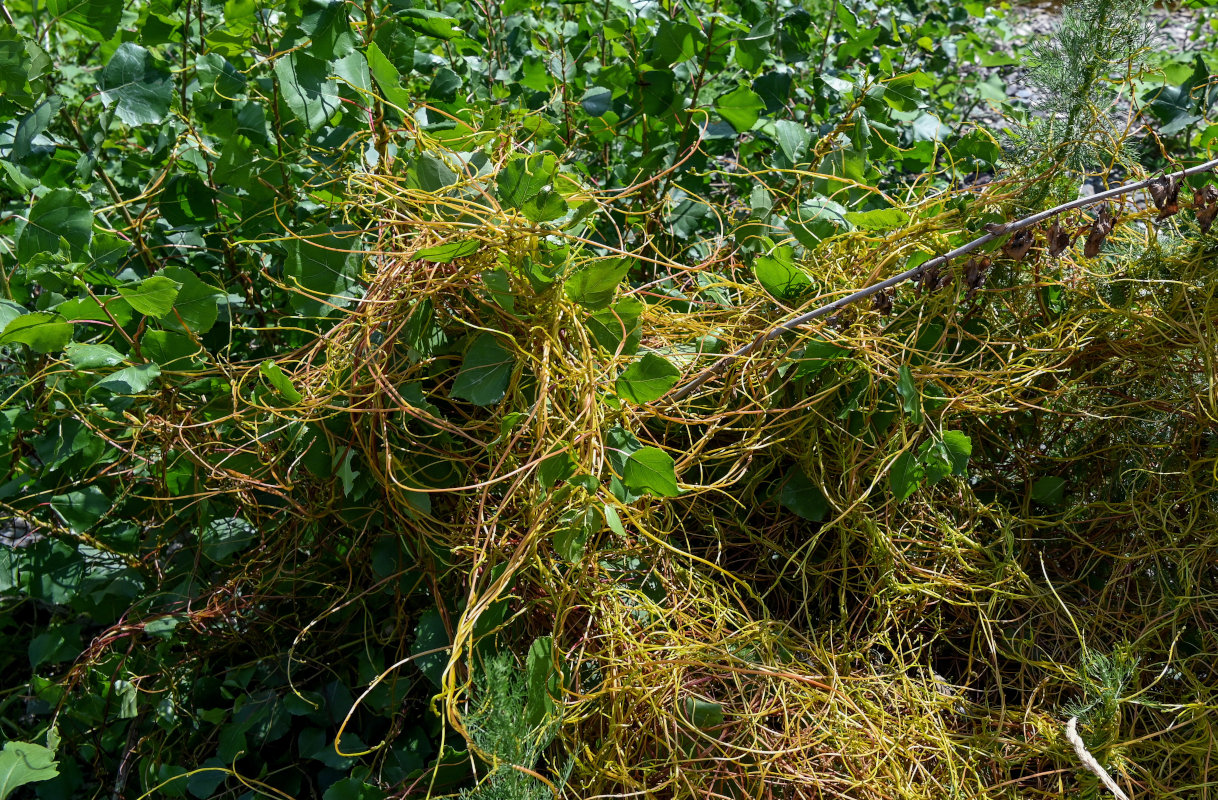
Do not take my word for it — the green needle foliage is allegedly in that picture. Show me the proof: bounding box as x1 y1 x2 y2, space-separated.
1006 0 1158 199
459 653 564 800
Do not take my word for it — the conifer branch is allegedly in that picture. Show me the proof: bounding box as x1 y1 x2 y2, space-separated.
669 158 1218 402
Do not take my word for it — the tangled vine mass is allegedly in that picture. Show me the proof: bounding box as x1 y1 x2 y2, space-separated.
0 0 1216 798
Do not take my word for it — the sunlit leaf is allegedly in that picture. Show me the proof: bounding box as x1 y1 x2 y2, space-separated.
616 353 680 404
119 276 181 319
715 85 764 132
623 447 680 497
100 44 173 126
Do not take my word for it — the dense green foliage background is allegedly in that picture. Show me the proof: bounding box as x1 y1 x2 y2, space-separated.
1 0 1216 798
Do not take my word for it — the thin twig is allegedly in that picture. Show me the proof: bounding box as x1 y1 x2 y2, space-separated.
668 157 1218 402
1065 716 1131 800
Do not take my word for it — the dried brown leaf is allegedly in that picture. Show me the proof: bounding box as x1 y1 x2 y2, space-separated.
1083 203 1116 259
872 288 893 315
1048 218 1076 258
1193 184 1218 234
916 263 950 295
1002 228 1036 261
964 256 991 299
1148 175 1180 221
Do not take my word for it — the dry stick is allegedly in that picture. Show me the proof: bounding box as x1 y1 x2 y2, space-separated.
1065 716 1131 800
668 157 1218 402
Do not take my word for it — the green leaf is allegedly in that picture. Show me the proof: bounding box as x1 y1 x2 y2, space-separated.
587 297 643 354
616 353 680 404
196 53 247 98
450 333 513 406
398 9 463 40
564 259 630 310
653 21 704 64
481 269 514 312
521 190 568 223
603 504 626 536
142 330 198 368
200 517 257 563
0 32 31 103
844 208 909 231
553 504 592 561
889 450 923 501
683 697 724 729
538 448 575 488
49 486 110 534
497 153 557 209
16 189 93 262
29 625 82 668
0 741 59 800
0 312 72 353
158 176 218 229
0 300 22 330
365 41 412 111
940 430 971 477
638 68 675 116
524 636 561 728
322 779 385 800
162 267 224 334
755 249 812 301
100 44 173 126
412 607 450 688
918 438 952 485
911 113 949 142
715 85 764 132
882 71 933 111
786 198 851 246
623 447 680 497
415 240 479 263
952 128 1002 166
1200 123 1218 152
1031 476 1066 505
57 295 133 326
46 0 123 41
580 87 612 116
772 119 811 163
93 363 161 394
896 366 923 424
119 276 181 319
780 468 828 521
65 342 125 369
793 337 848 379
261 361 303 404
274 51 341 131
298 0 356 60
286 226 361 316
12 97 61 162
406 153 457 193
